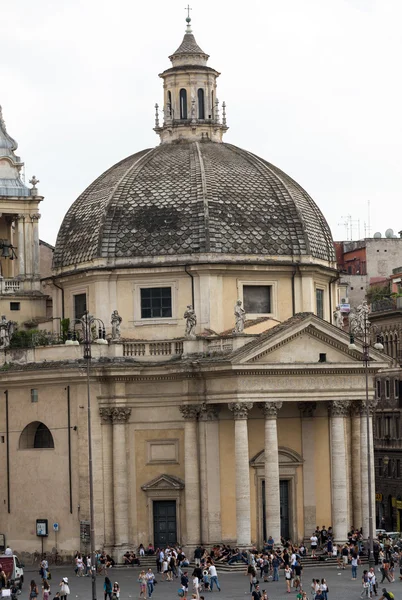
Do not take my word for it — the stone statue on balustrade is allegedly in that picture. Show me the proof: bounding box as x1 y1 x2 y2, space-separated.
111 310 122 340
333 305 344 329
0 315 15 349
184 305 197 338
234 299 246 334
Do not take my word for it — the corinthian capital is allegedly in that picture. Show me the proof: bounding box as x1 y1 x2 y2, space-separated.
179 404 200 421
228 402 253 420
328 400 351 417
298 402 317 418
260 401 283 419
111 407 131 423
199 403 219 421
362 398 378 415
350 401 364 417
30 213 41 221
99 407 114 423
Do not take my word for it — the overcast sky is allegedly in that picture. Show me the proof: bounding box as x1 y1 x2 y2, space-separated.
1 0 401 246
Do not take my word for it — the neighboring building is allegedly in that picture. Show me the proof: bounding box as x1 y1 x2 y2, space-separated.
335 237 402 310
0 106 47 322
0 19 391 559
371 264 402 529
374 367 402 530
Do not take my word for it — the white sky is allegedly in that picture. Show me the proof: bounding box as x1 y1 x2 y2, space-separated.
1 0 401 246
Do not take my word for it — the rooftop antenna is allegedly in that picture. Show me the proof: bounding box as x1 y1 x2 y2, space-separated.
364 199 372 238
339 214 360 241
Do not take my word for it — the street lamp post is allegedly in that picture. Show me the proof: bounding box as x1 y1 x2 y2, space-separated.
66 311 107 600
348 301 383 569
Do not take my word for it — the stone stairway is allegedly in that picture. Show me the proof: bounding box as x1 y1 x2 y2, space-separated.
114 554 368 573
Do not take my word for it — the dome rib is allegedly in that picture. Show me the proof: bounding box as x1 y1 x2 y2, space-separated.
53 141 335 270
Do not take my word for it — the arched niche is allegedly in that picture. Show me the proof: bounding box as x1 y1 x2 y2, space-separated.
19 421 55 449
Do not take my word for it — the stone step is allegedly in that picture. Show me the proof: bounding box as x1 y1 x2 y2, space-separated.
113 555 368 572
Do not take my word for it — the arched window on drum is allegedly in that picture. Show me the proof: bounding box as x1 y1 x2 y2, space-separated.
179 89 187 120
198 89 205 119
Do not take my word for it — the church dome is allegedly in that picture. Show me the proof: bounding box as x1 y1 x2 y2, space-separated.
53 21 335 271
53 140 335 269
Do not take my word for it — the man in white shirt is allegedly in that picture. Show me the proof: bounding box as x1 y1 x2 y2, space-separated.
208 564 221 592
4 546 12 557
310 535 318 558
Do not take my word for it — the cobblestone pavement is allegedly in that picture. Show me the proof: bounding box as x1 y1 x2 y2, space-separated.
23 565 401 600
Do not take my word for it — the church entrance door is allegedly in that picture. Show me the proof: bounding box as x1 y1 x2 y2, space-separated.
280 480 290 539
153 500 177 548
261 479 290 541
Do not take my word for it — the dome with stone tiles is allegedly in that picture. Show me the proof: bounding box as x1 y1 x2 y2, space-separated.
53 22 335 271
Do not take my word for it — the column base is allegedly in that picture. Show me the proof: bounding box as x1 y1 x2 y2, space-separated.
113 544 131 563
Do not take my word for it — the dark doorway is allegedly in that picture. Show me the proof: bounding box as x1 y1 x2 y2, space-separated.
153 500 177 548
261 479 290 541
280 480 290 539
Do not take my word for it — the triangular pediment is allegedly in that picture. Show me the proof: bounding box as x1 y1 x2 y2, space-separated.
230 313 392 366
141 474 185 491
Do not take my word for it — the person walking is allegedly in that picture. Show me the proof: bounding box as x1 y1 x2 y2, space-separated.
368 567 377 597
321 578 328 600
29 580 39 600
138 570 147 599
251 584 262 600
181 571 189 599
59 577 70 600
351 554 359 580
192 573 200 600
112 582 120 600
246 564 257 594
360 571 370 599
146 569 155 598
284 565 292 594
208 563 220 592
380 559 392 584
104 577 113 600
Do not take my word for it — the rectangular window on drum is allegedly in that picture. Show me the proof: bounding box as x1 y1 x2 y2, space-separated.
316 289 324 319
74 293 87 320
140 287 172 319
243 285 272 314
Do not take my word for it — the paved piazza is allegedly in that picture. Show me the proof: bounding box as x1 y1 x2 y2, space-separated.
23 565 400 599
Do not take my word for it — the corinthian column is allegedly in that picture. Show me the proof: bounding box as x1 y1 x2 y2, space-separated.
199 403 221 544
260 401 282 545
111 407 131 555
99 408 114 550
351 402 363 530
298 402 317 538
228 402 253 547
328 400 350 542
179 404 201 547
